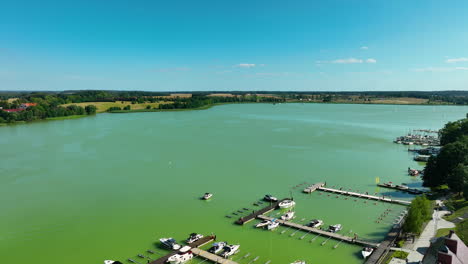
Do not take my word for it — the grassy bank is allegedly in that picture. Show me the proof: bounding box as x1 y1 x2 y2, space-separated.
61 101 169 113
440 195 468 244
45 115 89 121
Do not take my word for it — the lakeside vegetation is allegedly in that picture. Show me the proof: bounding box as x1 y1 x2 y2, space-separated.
1 90 467 125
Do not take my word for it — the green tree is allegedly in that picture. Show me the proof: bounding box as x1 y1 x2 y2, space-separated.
123 105 131 110
403 196 432 234
85 105 97 115
439 118 468 146
146 105 151 109
447 164 468 194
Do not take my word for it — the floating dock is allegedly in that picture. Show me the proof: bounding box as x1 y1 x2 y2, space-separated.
257 215 379 248
235 199 287 225
191 248 238 264
303 183 411 205
377 183 425 195
148 236 226 264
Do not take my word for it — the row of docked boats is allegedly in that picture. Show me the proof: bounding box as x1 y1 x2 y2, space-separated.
208 242 240 258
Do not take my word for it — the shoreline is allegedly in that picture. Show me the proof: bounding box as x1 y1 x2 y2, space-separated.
1 101 466 127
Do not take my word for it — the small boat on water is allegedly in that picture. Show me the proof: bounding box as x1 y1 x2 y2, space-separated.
307 219 323 228
167 249 193 264
278 200 296 209
255 220 272 228
104 261 123 264
208 241 227 254
281 211 295 221
328 224 342 233
202 193 213 200
186 233 203 244
290 261 306 264
267 220 280 230
361 247 374 258
160 238 181 250
221 244 240 258
264 194 278 202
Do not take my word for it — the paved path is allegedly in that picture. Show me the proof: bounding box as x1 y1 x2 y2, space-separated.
406 204 455 264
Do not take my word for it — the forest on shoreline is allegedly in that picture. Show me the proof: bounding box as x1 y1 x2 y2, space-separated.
1 90 467 124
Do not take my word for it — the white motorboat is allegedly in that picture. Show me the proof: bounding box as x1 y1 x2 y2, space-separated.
186 233 203 244
202 193 213 200
328 224 342 233
167 251 193 264
361 247 374 258
281 211 295 221
278 200 296 209
290 261 306 264
159 238 181 250
104 261 123 264
267 220 280 230
221 244 240 258
208 241 227 254
307 219 323 228
255 220 271 228
264 194 278 202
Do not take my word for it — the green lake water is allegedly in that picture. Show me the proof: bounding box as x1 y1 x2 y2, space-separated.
1 103 467 264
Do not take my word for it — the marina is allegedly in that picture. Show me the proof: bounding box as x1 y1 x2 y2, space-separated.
303 183 411 205
4 104 467 264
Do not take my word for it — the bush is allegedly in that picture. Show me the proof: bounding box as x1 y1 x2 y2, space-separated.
107 106 121 112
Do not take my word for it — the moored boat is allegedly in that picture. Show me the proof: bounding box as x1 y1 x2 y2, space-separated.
255 220 271 228
186 233 203 244
361 247 374 258
278 200 296 209
208 242 227 254
267 220 280 230
221 244 240 258
328 224 342 233
167 251 193 264
202 193 213 200
104 261 123 264
281 211 295 221
159 238 181 250
264 194 278 202
307 219 323 228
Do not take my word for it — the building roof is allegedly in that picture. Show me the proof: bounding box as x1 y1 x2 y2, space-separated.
21 103 37 107
2 109 23 112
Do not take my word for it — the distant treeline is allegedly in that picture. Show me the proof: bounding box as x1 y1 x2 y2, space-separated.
1 90 467 104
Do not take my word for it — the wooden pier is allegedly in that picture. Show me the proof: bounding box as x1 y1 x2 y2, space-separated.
257 215 379 248
377 183 425 195
303 182 325 193
191 248 238 264
303 183 411 205
235 199 287 225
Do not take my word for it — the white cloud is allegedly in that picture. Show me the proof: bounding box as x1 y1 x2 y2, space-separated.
360 46 369 50
317 58 377 64
236 63 256 68
332 58 363 64
411 67 468 72
445 57 468 63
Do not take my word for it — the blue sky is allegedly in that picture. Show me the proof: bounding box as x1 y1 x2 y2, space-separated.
1 0 467 91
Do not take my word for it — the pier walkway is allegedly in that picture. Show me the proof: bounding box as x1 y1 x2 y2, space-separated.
377 184 425 195
303 182 325 193
191 248 238 264
235 199 287 225
258 215 379 248
303 183 411 206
